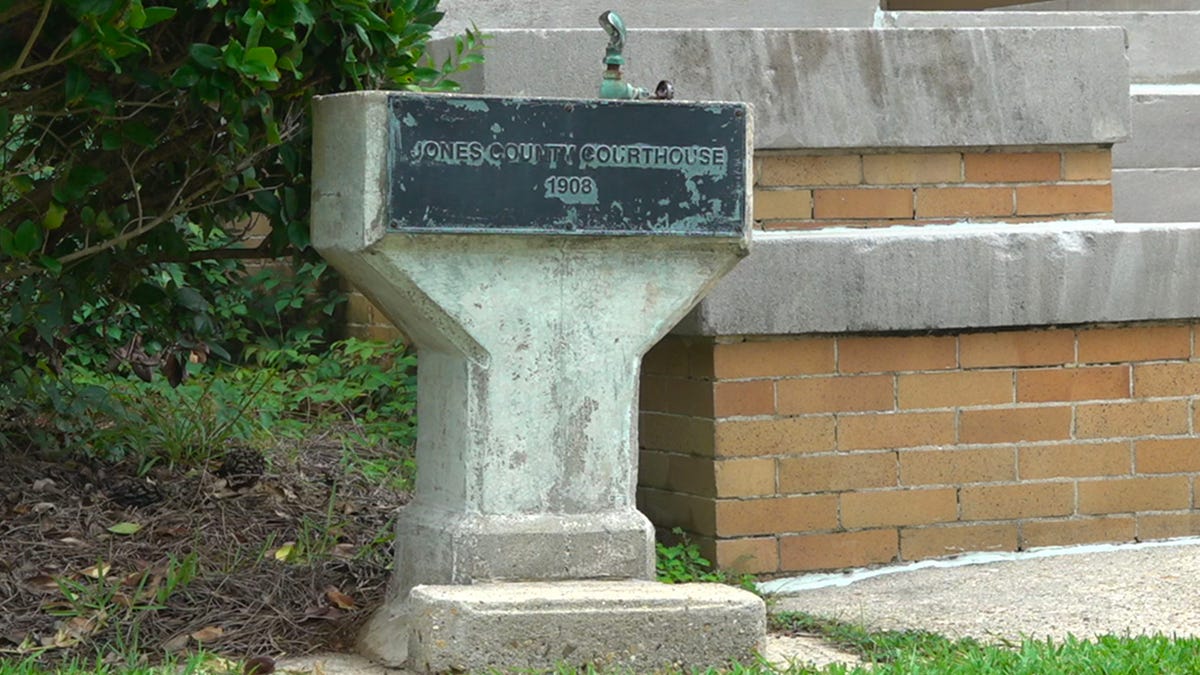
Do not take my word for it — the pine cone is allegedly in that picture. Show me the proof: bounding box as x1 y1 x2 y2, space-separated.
216 447 266 489
107 478 164 508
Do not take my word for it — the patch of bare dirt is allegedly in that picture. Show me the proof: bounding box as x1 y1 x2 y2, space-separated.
0 438 410 666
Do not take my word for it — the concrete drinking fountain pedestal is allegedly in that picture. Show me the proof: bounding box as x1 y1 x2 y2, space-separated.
311 91 763 672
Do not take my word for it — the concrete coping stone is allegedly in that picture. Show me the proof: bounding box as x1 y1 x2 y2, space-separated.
676 220 1200 336
437 26 1130 149
431 0 881 36
886 10 1200 83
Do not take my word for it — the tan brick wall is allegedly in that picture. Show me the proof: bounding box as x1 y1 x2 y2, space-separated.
342 286 405 342
754 148 1112 231
638 322 1200 574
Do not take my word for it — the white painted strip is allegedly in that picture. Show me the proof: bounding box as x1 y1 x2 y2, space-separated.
758 537 1200 595
751 219 1200 243
1131 83 1200 96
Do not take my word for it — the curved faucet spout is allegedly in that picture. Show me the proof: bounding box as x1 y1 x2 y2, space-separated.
599 10 627 66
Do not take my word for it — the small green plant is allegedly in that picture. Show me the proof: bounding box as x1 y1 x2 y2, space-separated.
340 445 417 492
253 337 418 442
152 553 201 606
656 527 728 584
271 489 348 565
123 371 274 472
38 554 202 662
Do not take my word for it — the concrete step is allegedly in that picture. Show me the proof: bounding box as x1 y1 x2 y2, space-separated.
1115 167 1200 221
1116 85 1200 170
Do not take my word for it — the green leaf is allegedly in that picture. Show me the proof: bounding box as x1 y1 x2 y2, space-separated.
142 6 176 27
108 522 142 535
101 131 122 150
9 176 34 194
128 1 146 28
189 43 221 69
170 64 201 87
82 86 115 113
286 218 309 249
123 122 158 147
65 65 90 103
293 2 315 25
13 219 41 257
38 256 63 275
175 287 210 313
130 282 167 308
43 202 66 230
252 190 280 215
54 165 107 203
244 46 277 69
282 187 299 219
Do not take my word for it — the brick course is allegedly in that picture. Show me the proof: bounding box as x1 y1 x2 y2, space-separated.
639 321 1200 575
753 148 1113 230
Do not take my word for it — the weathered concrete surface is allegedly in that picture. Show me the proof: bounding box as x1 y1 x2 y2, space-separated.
405 581 766 673
1115 169 1200 222
676 221 1200 336
280 632 860 674
887 10 1200 83
1113 86 1200 222
435 27 1130 149
1004 0 1200 10
432 0 879 37
312 91 747 591
311 91 756 668
772 540 1200 642
1116 85 1200 169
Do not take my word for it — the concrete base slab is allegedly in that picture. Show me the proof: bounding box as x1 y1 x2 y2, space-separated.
284 634 856 674
405 580 766 673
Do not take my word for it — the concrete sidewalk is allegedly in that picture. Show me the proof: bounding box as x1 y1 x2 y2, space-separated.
770 538 1200 643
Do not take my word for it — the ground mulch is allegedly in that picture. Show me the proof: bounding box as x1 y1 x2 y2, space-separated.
0 439 410 667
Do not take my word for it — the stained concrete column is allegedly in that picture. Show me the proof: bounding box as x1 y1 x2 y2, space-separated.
310 91 764 671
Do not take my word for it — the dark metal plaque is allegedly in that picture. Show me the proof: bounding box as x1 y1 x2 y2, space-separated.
387 94 747 236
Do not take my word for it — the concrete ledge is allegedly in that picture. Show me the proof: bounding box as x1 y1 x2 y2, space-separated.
433 0 879 37
676 221 1200 335
441 27 1130 149
1115 169 1200 222
406 581 766 672
1116 85 1200 169
887 10 1200 83
1003 1 1200 13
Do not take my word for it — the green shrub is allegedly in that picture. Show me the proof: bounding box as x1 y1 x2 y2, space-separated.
1 0 480 458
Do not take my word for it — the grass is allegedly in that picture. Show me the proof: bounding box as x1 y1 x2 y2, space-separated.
0 652 231 675
773 612 1200 674
12 615 1200 675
